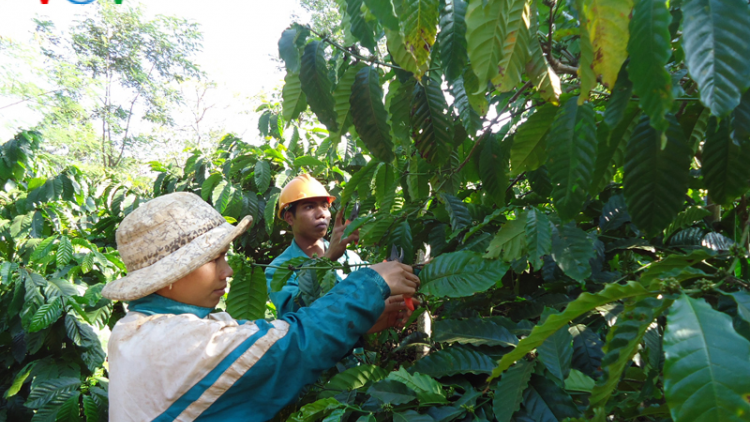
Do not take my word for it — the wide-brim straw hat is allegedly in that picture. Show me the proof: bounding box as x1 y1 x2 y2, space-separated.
102 192 252 301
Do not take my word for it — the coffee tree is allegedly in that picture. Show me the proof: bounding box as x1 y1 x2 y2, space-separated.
229 0 750 420
0 131 150 421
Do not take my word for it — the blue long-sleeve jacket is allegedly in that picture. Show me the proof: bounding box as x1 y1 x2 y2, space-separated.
265 239 364 317
106 267 389 421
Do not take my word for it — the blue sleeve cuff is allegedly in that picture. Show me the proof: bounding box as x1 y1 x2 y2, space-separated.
356 267 390 300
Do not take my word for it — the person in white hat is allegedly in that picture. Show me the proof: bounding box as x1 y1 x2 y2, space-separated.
102 192 419 421
266 174 416 332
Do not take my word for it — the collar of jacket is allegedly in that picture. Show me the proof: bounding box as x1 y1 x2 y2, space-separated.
289 238 331 257
127 294 213 318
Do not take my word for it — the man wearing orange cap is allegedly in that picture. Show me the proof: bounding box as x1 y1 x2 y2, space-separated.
266 174 414 332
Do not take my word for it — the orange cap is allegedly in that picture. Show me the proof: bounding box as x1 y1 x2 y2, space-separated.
277 174 335 219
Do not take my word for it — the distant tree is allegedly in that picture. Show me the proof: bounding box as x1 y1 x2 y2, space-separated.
300 0 342 38
147 79 230 167
33 0 204 168
300 0 348 44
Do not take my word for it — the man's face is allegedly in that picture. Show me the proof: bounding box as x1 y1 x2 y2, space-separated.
285 198 331 240
156 248 233 308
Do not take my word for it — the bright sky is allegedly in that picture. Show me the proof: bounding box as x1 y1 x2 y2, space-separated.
0 0 310 144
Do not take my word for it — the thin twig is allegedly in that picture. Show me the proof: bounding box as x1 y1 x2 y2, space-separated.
590 89 700 103
716 207 750 289
455 81 533 173
0 88 63 111
547 0 560 61
252 262 370 271
542 4 579 78
303 25 405 71
629 97 699 102
506 172 526 193
560 48 578 66
676 81 699 118
725 276 750 289
550 61 579 76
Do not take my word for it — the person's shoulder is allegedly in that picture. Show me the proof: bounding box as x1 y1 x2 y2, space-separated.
266 246 292 274
111 311 260 348
341 249 364 264
279 241 307 261
208 311 256 326
110 312 196 343
268 242 307 267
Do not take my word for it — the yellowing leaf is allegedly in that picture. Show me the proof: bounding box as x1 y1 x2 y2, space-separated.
582 0 634 89
386 28 428 77
402 0 440 74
